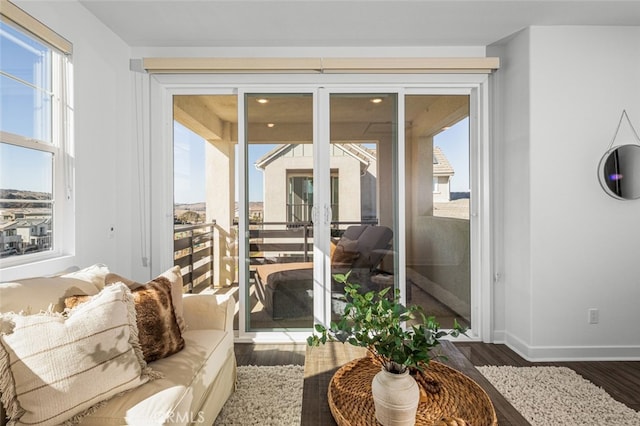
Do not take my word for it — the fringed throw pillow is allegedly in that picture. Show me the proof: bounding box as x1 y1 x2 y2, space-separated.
0 283 156 426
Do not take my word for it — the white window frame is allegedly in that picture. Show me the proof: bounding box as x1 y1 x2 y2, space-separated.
0 1 74 274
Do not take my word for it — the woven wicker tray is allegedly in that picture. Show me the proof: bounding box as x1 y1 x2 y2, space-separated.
328 357 498 426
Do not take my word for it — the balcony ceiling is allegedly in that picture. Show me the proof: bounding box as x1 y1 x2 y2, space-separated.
78 0 640 47
174 94 469 143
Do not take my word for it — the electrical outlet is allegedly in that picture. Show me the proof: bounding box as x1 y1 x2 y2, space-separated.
588 308 599 324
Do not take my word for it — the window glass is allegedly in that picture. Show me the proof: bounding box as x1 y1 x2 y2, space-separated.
0 21 52 143
0 142 54 258
0 18 61 263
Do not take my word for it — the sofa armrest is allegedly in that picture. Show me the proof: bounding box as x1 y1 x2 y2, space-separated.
182 294 234 332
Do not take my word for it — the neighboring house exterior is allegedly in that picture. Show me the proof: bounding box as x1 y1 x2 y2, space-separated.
0 217 51 254
0 222 21 253
255 143 378 225
255 143 455 223
433 146 455 202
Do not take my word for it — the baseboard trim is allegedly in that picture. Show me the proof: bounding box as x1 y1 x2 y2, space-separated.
503 332 640 361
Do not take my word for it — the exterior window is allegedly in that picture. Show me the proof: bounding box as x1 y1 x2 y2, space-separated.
287 175 313 223
0 15 70 264
287 174 338 223
433 177 439 193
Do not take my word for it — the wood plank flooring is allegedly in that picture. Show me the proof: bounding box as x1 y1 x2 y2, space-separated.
235 343 306 367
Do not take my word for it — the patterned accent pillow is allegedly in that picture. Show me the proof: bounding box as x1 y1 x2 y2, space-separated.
66 276 185 363
104 266 186 332
0 283 155 426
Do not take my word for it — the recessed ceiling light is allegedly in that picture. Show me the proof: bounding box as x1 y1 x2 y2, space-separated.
256 98 269 104
370 98 383 104
441 126 451 131
267 123 275 128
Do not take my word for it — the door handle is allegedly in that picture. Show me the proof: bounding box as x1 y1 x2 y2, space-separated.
324 205 333 225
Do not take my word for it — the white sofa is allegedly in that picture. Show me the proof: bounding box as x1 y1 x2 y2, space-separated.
0 265 236 425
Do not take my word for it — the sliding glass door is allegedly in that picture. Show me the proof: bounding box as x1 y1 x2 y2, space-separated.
238 90 402 331
404 95 472 330
327 93 398 321
162 78 487 340
245 93 315 330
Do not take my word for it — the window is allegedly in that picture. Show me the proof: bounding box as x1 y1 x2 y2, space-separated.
287 173 339 224
287 175 313 223
1 3 72 265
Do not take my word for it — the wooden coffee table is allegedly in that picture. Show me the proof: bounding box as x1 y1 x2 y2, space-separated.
301 341 529 425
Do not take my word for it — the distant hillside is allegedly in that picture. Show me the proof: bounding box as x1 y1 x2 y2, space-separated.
0 189 52 208
174 202 205 212
0 189 52 200
175 202 263 209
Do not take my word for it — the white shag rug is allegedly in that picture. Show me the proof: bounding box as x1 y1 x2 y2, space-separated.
477 365 640 425
214 365 304 426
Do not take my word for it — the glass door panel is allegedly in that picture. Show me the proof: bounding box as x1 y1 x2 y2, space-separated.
328 94 398 319
246 93 314 330
172 95 239 325
404 95 471 329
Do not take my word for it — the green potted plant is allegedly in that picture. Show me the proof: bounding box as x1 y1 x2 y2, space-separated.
307 272 467 426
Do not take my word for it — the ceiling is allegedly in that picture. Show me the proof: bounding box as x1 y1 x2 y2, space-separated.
173 94 469 143
78 0 640 48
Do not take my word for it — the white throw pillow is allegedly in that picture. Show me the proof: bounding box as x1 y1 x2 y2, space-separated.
60 263 110 290
0 283 156 426
0 264 110 314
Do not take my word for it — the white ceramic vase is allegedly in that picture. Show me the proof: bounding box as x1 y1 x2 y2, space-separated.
371 367 420 426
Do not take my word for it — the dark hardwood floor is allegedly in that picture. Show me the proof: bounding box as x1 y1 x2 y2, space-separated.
235 341 640 414
235 342 306 367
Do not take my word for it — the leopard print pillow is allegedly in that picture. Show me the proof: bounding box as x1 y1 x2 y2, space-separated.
66 276 184 363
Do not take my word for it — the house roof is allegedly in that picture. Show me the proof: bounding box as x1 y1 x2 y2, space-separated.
433 146 454 177
254 143 373 170
255 143 454 177
254 144 292 170
0 218 51 230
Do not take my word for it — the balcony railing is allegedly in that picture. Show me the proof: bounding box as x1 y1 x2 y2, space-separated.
174 222 215 293
249 220 378 264
174 219 378 291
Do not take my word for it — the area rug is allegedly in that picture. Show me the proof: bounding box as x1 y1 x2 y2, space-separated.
214 365 304 425
477 365 640 425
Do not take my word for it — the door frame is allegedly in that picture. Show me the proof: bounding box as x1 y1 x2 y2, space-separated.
149 73 493 343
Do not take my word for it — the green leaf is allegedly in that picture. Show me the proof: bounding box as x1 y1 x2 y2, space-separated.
306 271 468 370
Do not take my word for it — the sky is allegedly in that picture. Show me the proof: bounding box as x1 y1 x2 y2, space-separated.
173 117 469 204
435 117 470 193
173 121 274 204
1 21 53 194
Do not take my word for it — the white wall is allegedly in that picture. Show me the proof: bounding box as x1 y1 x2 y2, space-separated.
4 1 143 281
491 26 640 360
487 29 532 349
